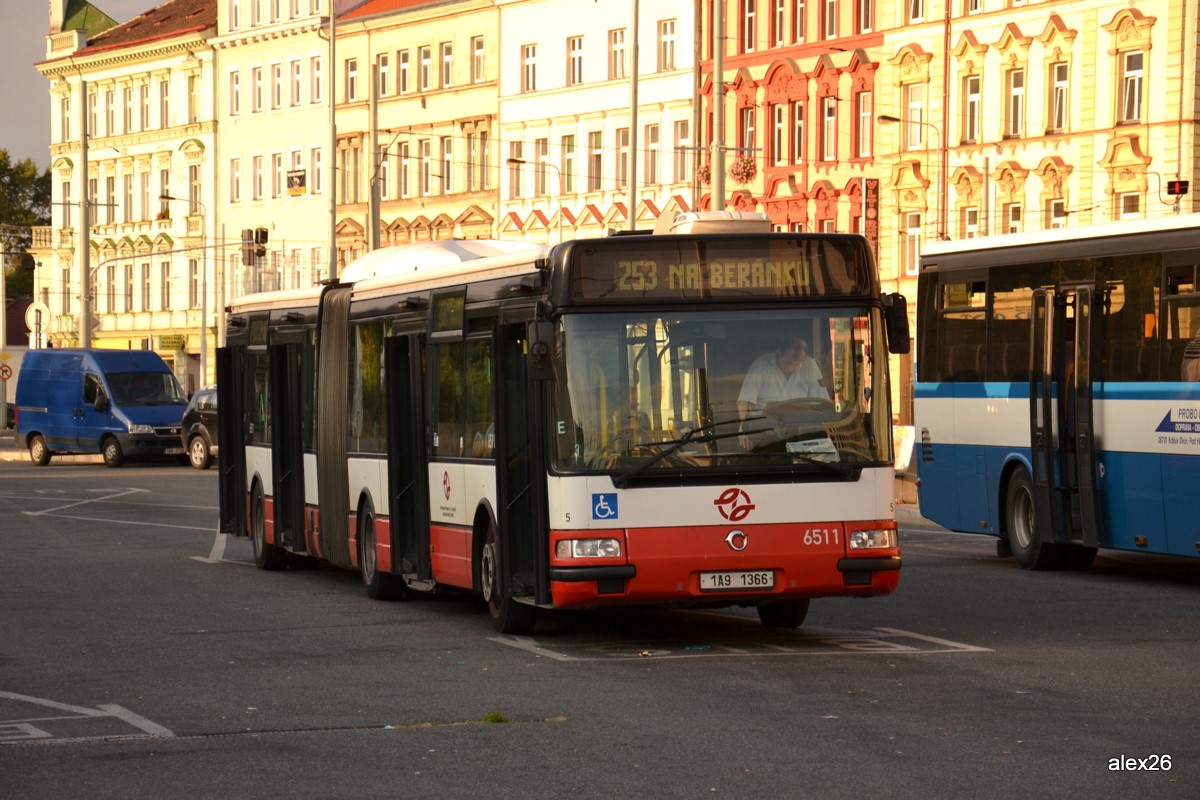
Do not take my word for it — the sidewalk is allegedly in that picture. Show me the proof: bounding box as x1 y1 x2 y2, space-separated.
0 429 103 464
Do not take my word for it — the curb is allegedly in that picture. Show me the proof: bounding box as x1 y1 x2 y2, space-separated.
0 432 104 464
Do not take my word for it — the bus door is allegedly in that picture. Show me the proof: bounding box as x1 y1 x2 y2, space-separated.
494 321 549 606
217 346 246 537
386 333 431 584
1029 286 1102 550
315 285 353 569
269 339 307 551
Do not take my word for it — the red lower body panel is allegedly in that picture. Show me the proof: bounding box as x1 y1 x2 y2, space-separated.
549 521 899 610
430 524 473 590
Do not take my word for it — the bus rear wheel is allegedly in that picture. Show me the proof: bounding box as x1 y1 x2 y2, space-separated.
251 483 287 571
480 522 537 635
359 502 404 600
1005 468 1065 570
756 599 811 628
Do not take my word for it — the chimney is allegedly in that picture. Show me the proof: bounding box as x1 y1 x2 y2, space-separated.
49 0 66 34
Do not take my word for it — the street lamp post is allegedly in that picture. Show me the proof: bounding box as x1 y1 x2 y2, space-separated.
507 157 564 243
159 193 207 387
878 114 946 240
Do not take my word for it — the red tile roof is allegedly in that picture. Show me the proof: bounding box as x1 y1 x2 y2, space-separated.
341 0 440 22
82 0 216 56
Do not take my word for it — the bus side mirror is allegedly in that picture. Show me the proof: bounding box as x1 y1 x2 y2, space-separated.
94 394 110 413
884 293 911 355
527 320 554 381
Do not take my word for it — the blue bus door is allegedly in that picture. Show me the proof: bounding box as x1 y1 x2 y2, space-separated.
1029 287 1102 552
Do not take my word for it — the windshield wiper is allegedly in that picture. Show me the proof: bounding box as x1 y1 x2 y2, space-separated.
611 415 861 486
610 417 759 488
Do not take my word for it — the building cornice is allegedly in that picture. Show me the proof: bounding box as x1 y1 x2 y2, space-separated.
211 20 326 50
39 37 212 80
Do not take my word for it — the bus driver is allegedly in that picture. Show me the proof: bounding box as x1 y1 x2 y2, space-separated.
737 336 826 449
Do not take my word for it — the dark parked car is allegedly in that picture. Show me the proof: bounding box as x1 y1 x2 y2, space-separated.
182 387 218 469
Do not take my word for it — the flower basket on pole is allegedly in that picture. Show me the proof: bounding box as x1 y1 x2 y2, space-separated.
729 155 756 185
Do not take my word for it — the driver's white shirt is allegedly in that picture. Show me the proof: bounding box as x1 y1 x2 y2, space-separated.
738 352 825 407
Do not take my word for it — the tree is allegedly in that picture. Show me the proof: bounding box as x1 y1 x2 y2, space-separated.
0 149 52 299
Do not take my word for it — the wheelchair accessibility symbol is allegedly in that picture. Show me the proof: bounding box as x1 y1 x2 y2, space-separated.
591 493 618 521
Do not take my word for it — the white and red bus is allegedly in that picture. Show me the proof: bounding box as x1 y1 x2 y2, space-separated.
217 212 910 633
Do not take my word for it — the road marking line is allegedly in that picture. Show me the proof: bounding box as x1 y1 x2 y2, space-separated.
489 636 579 662
874 627 994 652
22 488 148 517
191 531 230 564
21 511 213 532
98 704 175 738
0 691 174 744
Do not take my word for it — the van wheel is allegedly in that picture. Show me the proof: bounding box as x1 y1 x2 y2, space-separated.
28 435 52 466
188 435 211 469
102 437 124 468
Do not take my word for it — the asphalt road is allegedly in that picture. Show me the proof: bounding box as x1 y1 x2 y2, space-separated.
0 456 1195 799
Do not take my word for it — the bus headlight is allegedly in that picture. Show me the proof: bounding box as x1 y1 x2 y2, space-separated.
555 538 622 558
849 529 897 550
128 423 154 434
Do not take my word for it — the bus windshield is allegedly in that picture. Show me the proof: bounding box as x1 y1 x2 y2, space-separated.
551 307 890 476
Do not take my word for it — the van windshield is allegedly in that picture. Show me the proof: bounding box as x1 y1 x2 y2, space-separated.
108 372 187 406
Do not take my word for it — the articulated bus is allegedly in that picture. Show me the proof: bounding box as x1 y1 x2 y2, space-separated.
915 214 1200 569
218 212 910 633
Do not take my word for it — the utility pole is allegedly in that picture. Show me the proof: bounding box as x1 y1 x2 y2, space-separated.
629 0 639 230
327 4 339 280
711 3 725 211
80 78 92 347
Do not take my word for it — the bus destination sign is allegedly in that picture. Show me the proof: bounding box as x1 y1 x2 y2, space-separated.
568 238 870 302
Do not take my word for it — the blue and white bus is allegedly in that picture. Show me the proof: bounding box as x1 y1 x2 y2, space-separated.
914 214 1200 569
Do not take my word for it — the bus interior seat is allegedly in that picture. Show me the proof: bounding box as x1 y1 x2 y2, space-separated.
1106 342 1137 380
946 344 983 381
1002 341 1030 381
1136 343 1160 380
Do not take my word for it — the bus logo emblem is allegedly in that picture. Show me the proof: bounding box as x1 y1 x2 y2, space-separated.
725 530 748 551
714 487 754 522
443 471 451 500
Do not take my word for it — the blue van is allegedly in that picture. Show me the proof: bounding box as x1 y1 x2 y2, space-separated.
14 349 188 467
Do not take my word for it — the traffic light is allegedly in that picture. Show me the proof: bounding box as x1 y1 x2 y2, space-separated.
1167 180 1190 196
241 228 254 266
254 227 268 257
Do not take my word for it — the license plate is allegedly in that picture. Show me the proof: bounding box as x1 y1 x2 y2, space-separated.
164 447 184 455
699 570 775 592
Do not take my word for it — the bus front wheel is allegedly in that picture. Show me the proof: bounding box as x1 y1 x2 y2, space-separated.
480 522 538 635
756 598 811 628
1005 469 1064 570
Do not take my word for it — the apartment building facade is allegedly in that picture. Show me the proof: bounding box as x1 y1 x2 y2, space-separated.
34 0 220 392
496 0 700 241
333 0 501 259
702 0 1199 419
212 0 347 297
